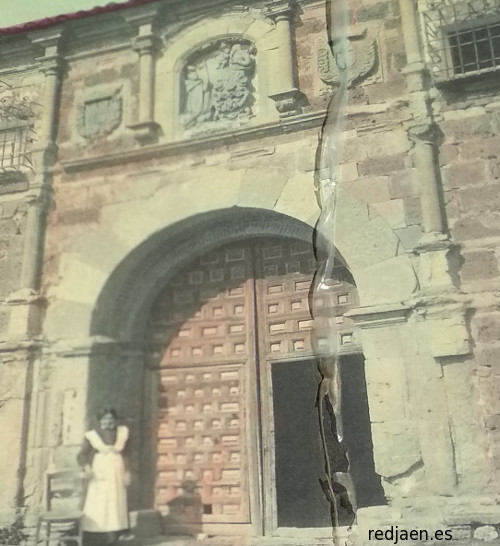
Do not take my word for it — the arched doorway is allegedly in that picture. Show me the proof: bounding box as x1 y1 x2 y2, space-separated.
145 235 384 536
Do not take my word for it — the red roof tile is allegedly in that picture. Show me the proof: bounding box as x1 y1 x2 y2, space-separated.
0 0 158 36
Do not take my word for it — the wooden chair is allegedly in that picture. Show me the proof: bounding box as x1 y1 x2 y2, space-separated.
34 470 87 546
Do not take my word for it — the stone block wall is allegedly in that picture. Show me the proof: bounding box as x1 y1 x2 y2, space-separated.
0 199 27 299
0 77 36 515
0 0 499 535
435 95 500 493
297 0 425 254
0 350 32 523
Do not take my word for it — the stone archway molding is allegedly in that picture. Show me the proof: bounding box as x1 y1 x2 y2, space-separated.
42 181 419 345
91 207 316 341
87 201 418 343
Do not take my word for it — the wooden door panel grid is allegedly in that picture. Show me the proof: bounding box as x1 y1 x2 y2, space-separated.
148 238 358 525
150 243 255 523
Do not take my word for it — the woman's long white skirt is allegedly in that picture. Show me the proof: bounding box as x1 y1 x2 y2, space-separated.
82 451 129 532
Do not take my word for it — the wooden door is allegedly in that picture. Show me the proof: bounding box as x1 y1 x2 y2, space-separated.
147 237 361 534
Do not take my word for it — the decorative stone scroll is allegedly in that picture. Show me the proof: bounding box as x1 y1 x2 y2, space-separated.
77 87 122 140
180 39 257 133
317 30 376 88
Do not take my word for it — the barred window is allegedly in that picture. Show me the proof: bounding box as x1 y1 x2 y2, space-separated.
0 83 36 178
448 20 500 75
0 123 34 171
422 2 500 82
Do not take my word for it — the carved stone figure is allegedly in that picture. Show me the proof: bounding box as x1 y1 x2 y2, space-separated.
317 31 376 88
180 40 256 131
182 65 212 128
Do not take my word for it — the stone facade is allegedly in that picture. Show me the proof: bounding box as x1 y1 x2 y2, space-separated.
0 0 500 543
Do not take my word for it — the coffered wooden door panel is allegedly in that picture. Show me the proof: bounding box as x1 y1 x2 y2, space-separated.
147 237 360 533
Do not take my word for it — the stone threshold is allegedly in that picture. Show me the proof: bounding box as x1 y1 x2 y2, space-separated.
138 538 335 546
135 534 500 546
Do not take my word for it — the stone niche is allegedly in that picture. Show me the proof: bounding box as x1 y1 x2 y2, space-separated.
155 13 282 141
179 38 257 136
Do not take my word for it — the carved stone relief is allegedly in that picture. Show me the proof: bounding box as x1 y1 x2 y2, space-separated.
76 88 122 139
317 30 377 88
180 39 257 134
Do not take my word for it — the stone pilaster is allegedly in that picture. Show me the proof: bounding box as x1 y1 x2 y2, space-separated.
125 6 162 143
407 123 459 293
0 343 40 525
398 0 461 296
408 123 445 235
37 58 64 145
0 29 64 526
266 1 305 118
6 30 64 335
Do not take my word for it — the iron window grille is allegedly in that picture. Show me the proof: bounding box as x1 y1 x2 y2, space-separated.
422 0 500 82
0 123 35 172
0 82 37 175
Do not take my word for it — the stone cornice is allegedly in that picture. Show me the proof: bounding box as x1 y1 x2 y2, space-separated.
345 303 412 328
27 27 65 49
264 0 296 19
132 34 162 55
64 43 130 63
0 0 323 54
412 232 459 255
36 54 65 77
29 27 66 77
122 3 163 27
408 292 472 313
61 110 326 172
0 338 43 354
4 288 48 307
60 99 407 172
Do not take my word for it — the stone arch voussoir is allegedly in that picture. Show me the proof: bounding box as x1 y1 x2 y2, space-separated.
87 203 417 342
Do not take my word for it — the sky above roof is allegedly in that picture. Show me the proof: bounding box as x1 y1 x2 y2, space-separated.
0 0 129 27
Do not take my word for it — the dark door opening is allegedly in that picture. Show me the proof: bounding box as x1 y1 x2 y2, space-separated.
340 354 386 509
272 359 331 528
271 356 384 529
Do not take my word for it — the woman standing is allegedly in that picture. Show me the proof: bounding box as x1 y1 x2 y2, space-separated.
77 408 130 546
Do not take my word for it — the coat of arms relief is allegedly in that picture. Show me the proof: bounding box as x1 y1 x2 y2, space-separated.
76 88 123 140
180 39 257 134
317 30 377 89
